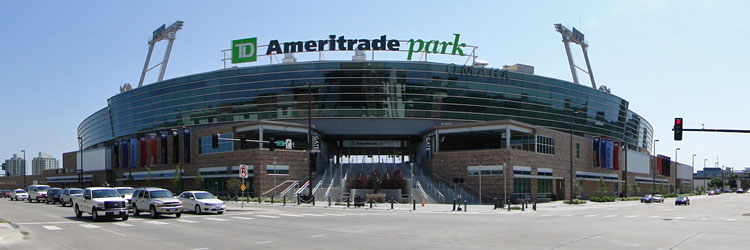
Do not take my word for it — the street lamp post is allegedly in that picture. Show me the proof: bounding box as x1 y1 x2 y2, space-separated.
675 148 680 194
692 154 696 193
704 158 708 190
653 139 659 195
503 162 507 208
21 150 26 187
569 110 577 204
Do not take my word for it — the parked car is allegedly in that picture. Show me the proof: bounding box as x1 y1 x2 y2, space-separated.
10 189 28 201
0 190 10 198
73 187 129 221
708 190 716 196
178 191 225 214
114 187 135 209
651 194 665 203
27 185 51 203
45 188 63 204
60 188 84 207
737 188 745 194
675 196 690 206
640 195 653 203
131 188 182 218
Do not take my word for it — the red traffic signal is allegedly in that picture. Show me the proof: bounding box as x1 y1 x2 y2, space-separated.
674 118 683 141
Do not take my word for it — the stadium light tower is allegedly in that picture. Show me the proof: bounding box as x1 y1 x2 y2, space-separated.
138 20 184 88
554 23 597 89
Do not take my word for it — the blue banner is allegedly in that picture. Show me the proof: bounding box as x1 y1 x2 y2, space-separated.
599 139 606 168
593 137 600 167
130 137 137 168
183 128 191 163
121 139 128 169
606 140 614 169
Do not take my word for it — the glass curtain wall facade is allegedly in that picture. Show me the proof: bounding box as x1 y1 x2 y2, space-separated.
78 61 653 152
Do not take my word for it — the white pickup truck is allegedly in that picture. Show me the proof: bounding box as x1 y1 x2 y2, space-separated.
74 187 129 221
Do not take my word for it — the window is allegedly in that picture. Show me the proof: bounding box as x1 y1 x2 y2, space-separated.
576 143 580 158
199 133 233 154
267 165 289 175
538 179 553 198
467 165 504 176
513 166 531 176
536 135 555 155
513 178 530 200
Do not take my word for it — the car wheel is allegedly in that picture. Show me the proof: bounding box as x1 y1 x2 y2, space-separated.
217 211 223 214
133 204 140 216
195 205 201 215
175 212 181 218
150 206 159 219
75 205 82 218
122 214 129 221
92 208 99 222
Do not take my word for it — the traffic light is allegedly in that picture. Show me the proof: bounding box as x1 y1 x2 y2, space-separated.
674 118 683 141
211 134 219 148
268 137 275 151
240 135 247 149
310 152 318 173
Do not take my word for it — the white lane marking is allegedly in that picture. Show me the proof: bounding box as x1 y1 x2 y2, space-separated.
302 214 325 217
146 221 169 225
342 213 365 216
43 226 61 231
726 219 737 221
650 216 661 218
280 214 304 217
128 218 145 221
190 248 210 250
541 214 554 217
310 235 324 238
583 215 597 218
203 217 229 221
674 217 684 220
80 224 100 229
561 214 573 217
323 213 345 217
701 218 709 221
605 215 617 218
255 215 280 219
101 228 127 236
177 219 199 223
231 216 255 220
626 215 639 218
17 221 81 225
113 222 133 227
256 241 272 244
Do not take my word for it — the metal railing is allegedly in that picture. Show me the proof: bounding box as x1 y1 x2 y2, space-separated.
295 180 310 196
278 181 300 197
262 180 297 196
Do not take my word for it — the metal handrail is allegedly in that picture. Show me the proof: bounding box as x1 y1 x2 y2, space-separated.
415 181 429 200
311 180 323 194
295 180 310 195
262 180 296 196
279 181 300 197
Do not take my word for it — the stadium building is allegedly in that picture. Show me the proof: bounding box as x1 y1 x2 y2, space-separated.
1 22 694 203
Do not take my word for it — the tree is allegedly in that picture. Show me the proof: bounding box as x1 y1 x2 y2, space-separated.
194 171 205 190
741 178 750 190
144 167 154 187
697 185 705 194
170 165 181 193
226 178 243 199
629 181 640 196
708 177 723 189
574 180 583 198
595 177 607 197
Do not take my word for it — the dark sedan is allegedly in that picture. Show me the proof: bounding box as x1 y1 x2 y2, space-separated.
651 194 665 203
675 196 690 206
640 195 653 203
45 188 62 204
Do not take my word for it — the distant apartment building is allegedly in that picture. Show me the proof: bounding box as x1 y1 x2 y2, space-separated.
31 152 60 175
4 154 27 176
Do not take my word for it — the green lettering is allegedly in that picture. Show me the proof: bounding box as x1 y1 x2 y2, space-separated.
407 39 424 60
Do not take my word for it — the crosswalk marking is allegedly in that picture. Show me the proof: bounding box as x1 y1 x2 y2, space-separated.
626 215 639 218
674 217 684 220
79 224 100 229
583 215 597 217
280 214 304 217
561 214 573 217
342 213 365 216
605 215 617 218
232 216 255 220
177 219 199 223
113 223 133 227
146 221 169 225
322 213 345 217
726 219 736 221
541 214 554 217
204 217 229 221
256 215 280 219
650 216 660 218
43 225 61 230
302 214 325 217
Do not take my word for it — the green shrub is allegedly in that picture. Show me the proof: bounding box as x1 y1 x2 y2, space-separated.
616 196 642 201
589 196 616 202
662 193 678 198
564 199 587 204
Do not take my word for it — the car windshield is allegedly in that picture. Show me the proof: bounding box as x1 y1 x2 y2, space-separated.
70 189 83 194
116 189 135 195
49 189 61 194
678 196 686 199
92 189 121 198
37 186 50 192
642 195 651 198
654 195 663 198
194 192 216 199
15 190 26 193
150 190 173 198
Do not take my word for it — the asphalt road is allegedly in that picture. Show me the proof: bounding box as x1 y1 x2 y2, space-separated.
2 194 750 250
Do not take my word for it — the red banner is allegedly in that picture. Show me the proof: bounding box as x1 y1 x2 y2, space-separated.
149 133 157 165
656 155 662 175
613 142 620 170
139 136 147 167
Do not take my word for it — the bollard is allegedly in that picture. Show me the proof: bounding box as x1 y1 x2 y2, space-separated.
312 196 315 206
283 195 286 206
533 200 537 211
452 199 457 211
525 200 528 209
271 195 274 205
347 198 350 208
507 201 511 211
493 197 498 210
464 200 467 212
328 196 332 207
522 201 525 211
258 195 261 204
391 199 395 210
413 200 416 211
297 196 300 205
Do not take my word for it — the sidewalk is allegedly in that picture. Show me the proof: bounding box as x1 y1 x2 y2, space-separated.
0 219 25 246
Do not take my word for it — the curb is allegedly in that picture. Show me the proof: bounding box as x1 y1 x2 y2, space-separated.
0 216 28 243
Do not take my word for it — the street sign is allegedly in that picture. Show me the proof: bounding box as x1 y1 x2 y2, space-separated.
312 135 320 153
239 164 249 178
285 139 293 150
240 184 246 192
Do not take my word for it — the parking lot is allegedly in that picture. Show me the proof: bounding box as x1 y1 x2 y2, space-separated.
2 193 750 249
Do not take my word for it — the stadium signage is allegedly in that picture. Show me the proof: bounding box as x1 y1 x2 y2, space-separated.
446 63 507 79
232 34 469 64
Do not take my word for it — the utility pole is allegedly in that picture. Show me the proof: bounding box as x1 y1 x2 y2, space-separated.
307 82 313 201
21 150 26 187
569 110 577 204
653 140 659 195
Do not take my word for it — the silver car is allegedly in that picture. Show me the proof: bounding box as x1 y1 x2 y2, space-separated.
178 191 226 214
115 187 135 209
131 188 183 219
10 189 28 201
60 188 84 207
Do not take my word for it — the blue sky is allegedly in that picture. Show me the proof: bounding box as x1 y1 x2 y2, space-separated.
1 0 748 174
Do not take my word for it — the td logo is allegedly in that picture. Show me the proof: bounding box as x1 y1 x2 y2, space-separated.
232 37 257 63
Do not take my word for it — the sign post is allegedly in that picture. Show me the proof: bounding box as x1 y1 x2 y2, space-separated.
239 165 248 203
